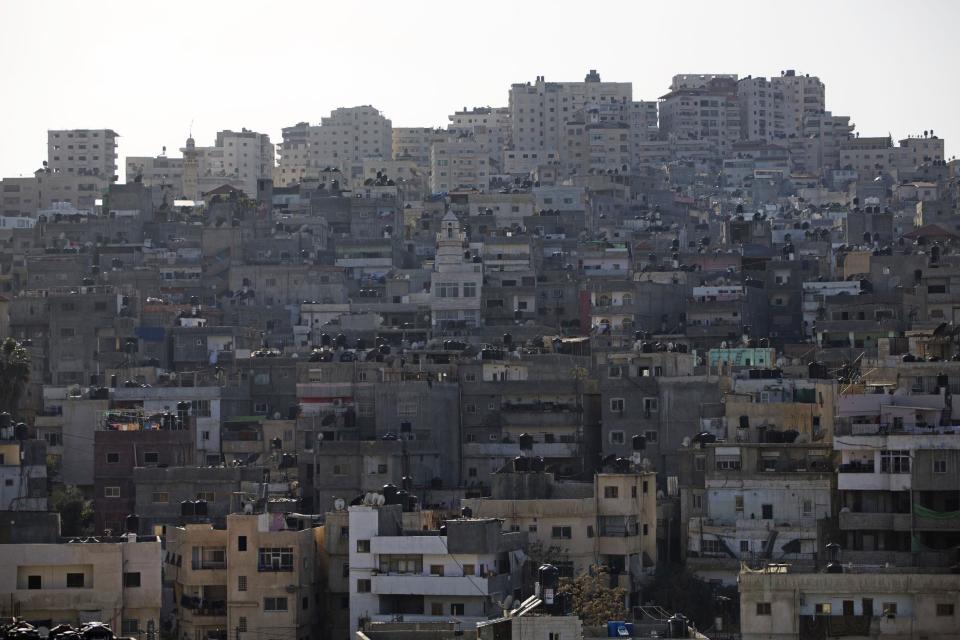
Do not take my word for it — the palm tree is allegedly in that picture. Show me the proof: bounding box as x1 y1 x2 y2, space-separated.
0 338 30 414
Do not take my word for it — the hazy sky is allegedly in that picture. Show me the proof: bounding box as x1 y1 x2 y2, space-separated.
1 0 958 180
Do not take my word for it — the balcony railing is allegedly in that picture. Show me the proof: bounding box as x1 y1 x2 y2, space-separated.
258 563 293 572
191 561 226 570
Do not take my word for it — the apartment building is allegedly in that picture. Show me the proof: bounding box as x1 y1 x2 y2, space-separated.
180 129 274 199
429 212 483 328
348 502 526 636
429 136 495 193
659 75 741 157
509 71 632 154
738 71 826 142
739 563 960 640
306 106 392 174
47 129 119 178
125 154 185 192
462 468 657 601
0 534 161 635
166 513 321 640
391 128 447 169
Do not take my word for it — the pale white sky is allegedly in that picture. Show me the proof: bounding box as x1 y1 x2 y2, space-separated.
1 0 957 180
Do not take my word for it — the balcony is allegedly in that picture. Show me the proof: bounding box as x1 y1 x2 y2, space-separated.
191 561 227 570
257 563 293 572
838 511 911 531
371 572 510 597
837 471 911 492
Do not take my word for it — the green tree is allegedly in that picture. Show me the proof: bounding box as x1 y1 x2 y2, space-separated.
51 485 93 536
557 565 628 626
645 564 738 631
0 338 30 414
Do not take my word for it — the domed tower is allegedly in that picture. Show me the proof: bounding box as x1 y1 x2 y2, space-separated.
430 211 483 328
180 135 199 200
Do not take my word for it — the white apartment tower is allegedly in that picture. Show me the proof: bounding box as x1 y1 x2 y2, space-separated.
509 70 632 154
307 106 392 172
738 70 826 142
47 129 119 179
430 211 483 329
179 129 274 199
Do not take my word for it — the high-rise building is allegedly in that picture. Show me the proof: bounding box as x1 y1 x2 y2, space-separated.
307 106 392 171
509 70 632 154
47 129 119 179
738 71 826 142
179 129 274 199
659 75 741 157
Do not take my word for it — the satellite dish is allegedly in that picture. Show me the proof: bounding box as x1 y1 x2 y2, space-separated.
334 498 346 511
681 437 691 448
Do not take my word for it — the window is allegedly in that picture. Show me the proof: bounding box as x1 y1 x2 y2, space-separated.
258 547 294 571
238 536 247 551
429 564 444 576
761 504 773 520
196 491 215 502
27 575 41 590
756 602 771 616
431 602 443 616
610 398 625 413
238 617 247 633
450 603 464 616
701 539 723 555
815 603 832 615
356 579 371 593
609 431 625 445
882 603 897 616
551 526 572 539
717 455 742 471
463 282 477 297
802 500 813 517
106 452 119 463
643 398 659 413
151 492 169 503
644 430 658 444
104 486 120 498
123 572 141 588
734 495 744 513
238 575 247 591
694 456 705 471
356 540 370 553
264 597 288 611
880 450 910 474
121 621 139 635
66 573 85 588
740 540 749 553
934 458 948 474
143 451 159 465
608 365 622 378
693 494 703 510
302 596 309 610
604 486 619 499
936 603 954 616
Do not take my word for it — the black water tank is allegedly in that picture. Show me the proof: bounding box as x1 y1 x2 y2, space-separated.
503 333 513 346
125 513 139 534
0 412 10 429
194 500 208 517
461 506 473 518
181 500 195 516
407 495 418 511
513 456 530 472
531 456 546 472
632 434 647 451
110 374 118 388
335 333 347 348
271 437 282 449
538 564 559 604
401 476 413 491
320 333 331 346
382 484 399 504
518 433 534 451
288 405 300 420
396 490 409 510
615 457 631 473
14 423 28 440
668 614 688 638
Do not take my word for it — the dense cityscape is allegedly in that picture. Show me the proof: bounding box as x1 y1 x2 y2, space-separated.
0 66 957 640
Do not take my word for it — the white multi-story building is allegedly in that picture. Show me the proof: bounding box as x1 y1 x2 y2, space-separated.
180 129 274 199
348 503 526 636
738 71 826 142
429 211 482 328
659 74 741 157
430 137 494 193
125 154 184 192
392 127 447 168
509 70 632 154
307 106 392 173
47 129 119 179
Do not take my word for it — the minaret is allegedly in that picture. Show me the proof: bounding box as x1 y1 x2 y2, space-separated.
435 210 467 271
180 135 199 200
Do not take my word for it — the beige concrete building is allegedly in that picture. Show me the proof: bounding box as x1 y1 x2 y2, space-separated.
738 71 826 143
462 470 657 597
391 128 446 169
739 564 960 639
429 137 494 193
47 129 119 179
0 534 161 635
126 154 185 192
659 75 741 157
166 513 321 640
509 70 632 154
180 129 274 199
307 106 392 174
